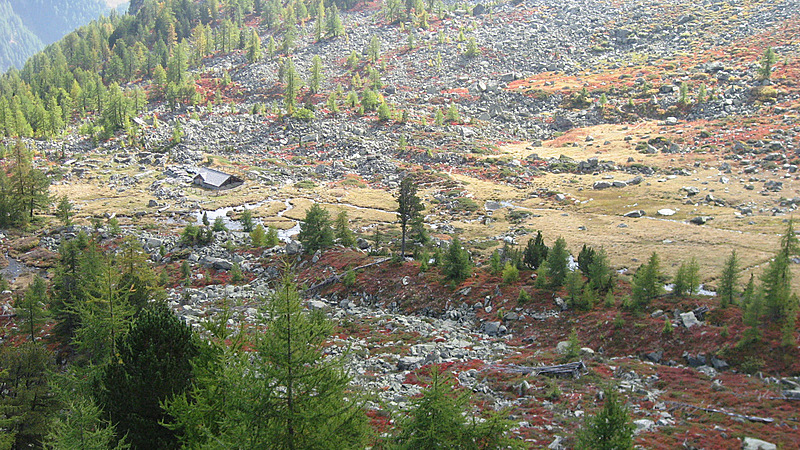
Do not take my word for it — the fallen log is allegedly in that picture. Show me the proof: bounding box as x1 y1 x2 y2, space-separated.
664 400 774 423
498 361 587 379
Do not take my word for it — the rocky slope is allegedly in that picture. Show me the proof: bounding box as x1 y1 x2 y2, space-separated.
4 0 800 447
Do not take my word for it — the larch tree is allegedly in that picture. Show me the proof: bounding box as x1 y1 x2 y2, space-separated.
298 203 334 253
576 389 634 450
309 55 323 94
167 275 370 448
397 176 424 257
717 250 739 308
444 236 472 282
545 236 569 289
760 220 799 326
630 252 666 308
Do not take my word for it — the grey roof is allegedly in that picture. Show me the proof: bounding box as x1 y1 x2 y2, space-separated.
194 168 233 187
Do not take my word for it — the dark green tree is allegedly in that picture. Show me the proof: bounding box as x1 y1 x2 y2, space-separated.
325 3 344 38
717 250 739 308
16 275 48 342
167 274 369 448
523 231 548 270
56 195 73 226
577 244 595 277
444 236 471 282
758 47 778 80
575 389 634 450
587 247 612 294
760 220 798 322
282 57 301 113
298 203 334 254
334 210 356 247
397 176 424 257
50 232 105 347
240 209 254 232
672 257 699 297
309 55 323 94
0 343 58 449
630 252 665 308
99 303 199 449
394 368 517 449
545 237 569 289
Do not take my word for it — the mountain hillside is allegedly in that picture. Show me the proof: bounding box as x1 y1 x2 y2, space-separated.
0 0 109 71
1 0 800 448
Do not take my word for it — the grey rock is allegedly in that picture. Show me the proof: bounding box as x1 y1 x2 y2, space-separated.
680 311 700 328
356 237 370 250
633 418 655 434
285 240 303 255
307 300 327 311
684 353 706 367
482 321 502 336
623 210 646 218
689 216 713 225
742 437 776 450
556 341 571 355
645 350 663 363
710 356 729 371
397 356 425 371
593 180 613 189
682 186 700 196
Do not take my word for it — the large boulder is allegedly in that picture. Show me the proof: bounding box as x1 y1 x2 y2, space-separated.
285 240 303 255
397 356 424 371
593 180 613 190
742 437 777 450
624 210 646 218
680 311 700 328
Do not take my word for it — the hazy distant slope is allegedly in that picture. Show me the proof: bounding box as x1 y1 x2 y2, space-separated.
9 0 109 45
0 0 108 71
0 1 43 72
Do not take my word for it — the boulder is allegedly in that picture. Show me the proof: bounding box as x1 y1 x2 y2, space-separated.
633 419 655 434
682 186 700 196
285 240 303 255
593 180 613 189
684 353 706 368
307 300 327 311
356 237 370 250
657 208 676 216
397 356 424 371
645 350 663 364
689 216 713 225
742 437 777 450
710 356 729 371
482 321 502 336
623 210 646 218
556 341 571 355
680 311 700 328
